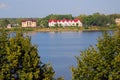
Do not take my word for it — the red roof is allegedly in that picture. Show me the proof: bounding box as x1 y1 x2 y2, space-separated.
48 20 52 22
48 20 57 22
48 19 81 23
74 19 80 22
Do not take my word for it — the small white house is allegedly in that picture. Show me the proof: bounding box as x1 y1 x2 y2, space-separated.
48 19 82 27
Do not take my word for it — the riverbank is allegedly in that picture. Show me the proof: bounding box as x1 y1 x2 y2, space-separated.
1 26 116 32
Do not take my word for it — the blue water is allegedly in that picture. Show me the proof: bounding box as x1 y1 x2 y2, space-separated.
30 31 102 80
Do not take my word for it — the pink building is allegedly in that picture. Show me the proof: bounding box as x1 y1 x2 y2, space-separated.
22 20 37 27
48 19 82 27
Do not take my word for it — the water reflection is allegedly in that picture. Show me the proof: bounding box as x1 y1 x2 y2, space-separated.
31 31 102 80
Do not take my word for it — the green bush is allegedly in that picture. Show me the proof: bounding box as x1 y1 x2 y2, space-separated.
0 30 55 80
71 26 120 80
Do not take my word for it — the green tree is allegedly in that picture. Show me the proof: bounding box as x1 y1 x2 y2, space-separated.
40 19 48 28
76 13 120 27
0 31 55 80
1 19 10 27
71 26 120 80
0 29 9 80
45 14 73 20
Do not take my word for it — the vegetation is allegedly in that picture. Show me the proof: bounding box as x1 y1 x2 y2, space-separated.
71 26 120 80
0 30 56 80
0 13 120 29
76 13 120 27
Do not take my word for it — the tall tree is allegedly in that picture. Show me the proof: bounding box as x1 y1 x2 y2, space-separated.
71 26 120 80
0 31 55 80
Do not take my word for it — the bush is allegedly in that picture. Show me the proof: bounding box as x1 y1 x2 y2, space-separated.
0 30 55 80
71 26 120 80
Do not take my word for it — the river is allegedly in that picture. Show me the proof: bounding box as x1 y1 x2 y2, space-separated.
30 31 103 80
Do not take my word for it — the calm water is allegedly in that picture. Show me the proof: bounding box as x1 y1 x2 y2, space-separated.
30 31 102 80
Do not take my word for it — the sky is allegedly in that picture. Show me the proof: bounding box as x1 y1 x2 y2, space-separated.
0 0 120 18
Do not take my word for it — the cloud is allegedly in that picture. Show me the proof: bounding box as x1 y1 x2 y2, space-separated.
0 3 7 9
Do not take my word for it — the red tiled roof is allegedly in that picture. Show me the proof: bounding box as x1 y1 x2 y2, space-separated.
48 19 81 23
48 20 57 22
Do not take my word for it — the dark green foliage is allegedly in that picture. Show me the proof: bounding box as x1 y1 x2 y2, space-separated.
0 31 55 80
45 14 73 20
38 19 48 28
76 13 120 27
0 19 10 27
0 29 9 80
71 26 120 80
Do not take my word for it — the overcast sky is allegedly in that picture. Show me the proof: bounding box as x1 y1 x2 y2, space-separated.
0 0 120 18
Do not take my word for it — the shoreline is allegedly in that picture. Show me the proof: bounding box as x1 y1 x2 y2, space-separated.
2 27 116 33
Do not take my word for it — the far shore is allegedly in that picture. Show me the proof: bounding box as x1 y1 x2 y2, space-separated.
1 26 116 32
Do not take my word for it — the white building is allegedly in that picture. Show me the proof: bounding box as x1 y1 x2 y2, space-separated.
48 19 82 27
7 24 12 29
22 20 37 27
115 18 120 26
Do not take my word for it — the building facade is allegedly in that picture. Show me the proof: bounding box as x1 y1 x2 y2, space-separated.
115 18 120 26
22 20 37 27
48 19 82 27
7 24 12 29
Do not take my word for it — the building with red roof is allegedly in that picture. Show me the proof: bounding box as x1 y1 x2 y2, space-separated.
22 19 37 27
48 19 82 27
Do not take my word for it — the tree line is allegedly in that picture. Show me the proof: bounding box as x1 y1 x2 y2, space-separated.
76 13 120 28
0 13 120 28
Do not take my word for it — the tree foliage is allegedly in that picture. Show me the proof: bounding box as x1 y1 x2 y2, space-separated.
0 13 120 28
0 19 10 27
45 14 73 20
76 13 120 27
71 26 120 80
0 30 55 80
